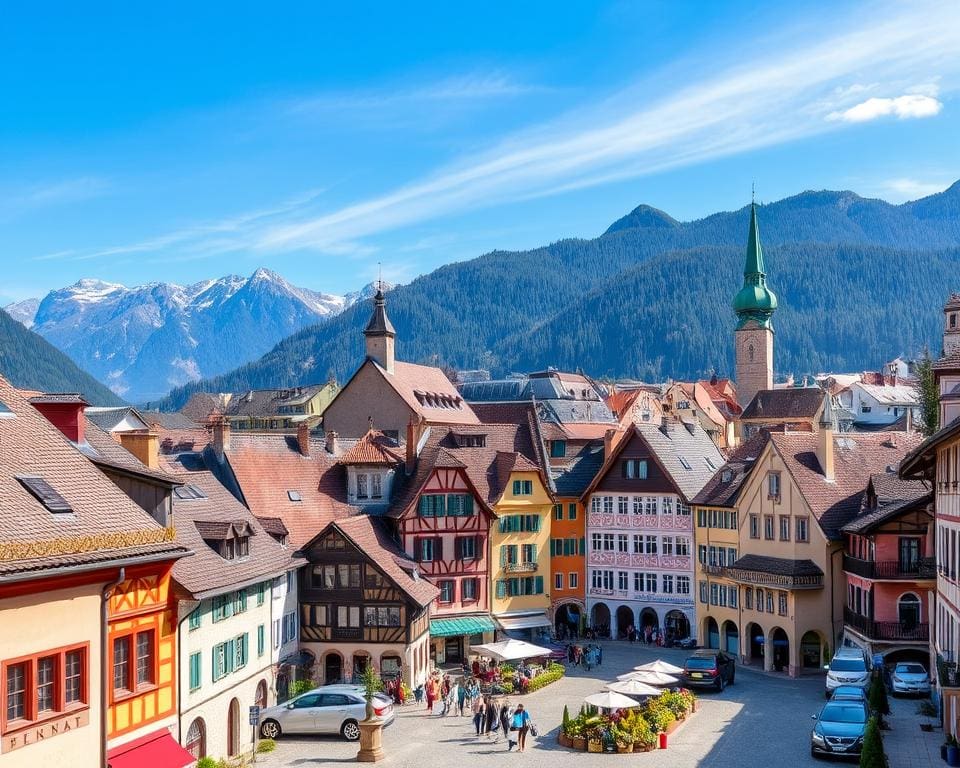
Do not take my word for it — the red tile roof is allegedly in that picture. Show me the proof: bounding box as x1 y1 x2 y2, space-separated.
223 433 358 548
375 360 480 425
0 375 185 576
339 429 404 465
769 431 923 540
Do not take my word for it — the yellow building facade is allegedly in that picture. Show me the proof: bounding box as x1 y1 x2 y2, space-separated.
490 469 554 639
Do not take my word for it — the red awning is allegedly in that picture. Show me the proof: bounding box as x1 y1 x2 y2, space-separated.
108 728 195 768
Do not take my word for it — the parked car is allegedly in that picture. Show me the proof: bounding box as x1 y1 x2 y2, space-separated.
824 648 870 698
829 685 867 702
259 684 395 740
810 699 868 758
890 662 931 696
681 650 736 690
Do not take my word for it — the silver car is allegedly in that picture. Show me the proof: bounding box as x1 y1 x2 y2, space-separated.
259 684 395 741
890 662 931 695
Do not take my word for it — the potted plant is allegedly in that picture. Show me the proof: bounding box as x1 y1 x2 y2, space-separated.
614 727 634 754
566 714 588 750
359 664 384 721
943 735 957 762
948 734 960 767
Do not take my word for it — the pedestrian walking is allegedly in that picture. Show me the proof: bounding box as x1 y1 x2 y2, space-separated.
512 704 532 752
484 695 497 738
499 700 512 748
472 692 486 735
457 678 467 716
425 676 436 713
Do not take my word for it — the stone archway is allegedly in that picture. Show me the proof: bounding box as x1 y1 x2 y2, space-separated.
324 651 343 684
664 610 690 641
615 606 635 639
800 631 824 670
255 679 268 708
704 617 720 649
555 602 583 639
591 603 611 635
639 607 659 637
185 717 205 759
227 698 240 757
722 620 739 656
745 622 764 664
769 627 789 673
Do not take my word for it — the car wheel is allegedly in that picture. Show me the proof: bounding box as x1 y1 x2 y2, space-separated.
341 719 361 741
260 720 282 739
810 746 819 759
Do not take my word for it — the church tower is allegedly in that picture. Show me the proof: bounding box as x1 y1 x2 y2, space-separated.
733 202 778 409
364 285 396 374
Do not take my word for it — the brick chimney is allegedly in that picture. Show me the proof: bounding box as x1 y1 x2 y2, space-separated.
325 430 338 456
297 422 311 457
212 418 231 460
118 430 160 469
30 394 89 444
604 428 620 460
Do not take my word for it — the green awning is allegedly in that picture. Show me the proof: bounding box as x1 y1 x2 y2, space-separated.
430 615 496 638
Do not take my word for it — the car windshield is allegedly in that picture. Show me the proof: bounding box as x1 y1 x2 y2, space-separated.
686 658 717 669
896 664 926 675
821 704 866 723
830 659 866 672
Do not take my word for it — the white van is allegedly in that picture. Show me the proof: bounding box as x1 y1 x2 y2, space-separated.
824 647 870 698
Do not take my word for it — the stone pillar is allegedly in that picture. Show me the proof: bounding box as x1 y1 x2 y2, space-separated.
764 630 774 672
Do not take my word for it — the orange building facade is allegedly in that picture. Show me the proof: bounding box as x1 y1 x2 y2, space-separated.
550 498 586 636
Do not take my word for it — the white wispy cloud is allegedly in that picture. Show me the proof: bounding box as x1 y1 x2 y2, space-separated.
828 93 943 122
869 177 951 201
37 1 960 264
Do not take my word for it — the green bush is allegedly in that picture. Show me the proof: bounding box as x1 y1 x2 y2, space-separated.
256 738 277 753
562 705 570 729
859 715 886 768
500 681 515 694
868 676 890 716
526 662 565 693
289 679 314 698
657 690 688 718
195 759 218 768
643 701 676 733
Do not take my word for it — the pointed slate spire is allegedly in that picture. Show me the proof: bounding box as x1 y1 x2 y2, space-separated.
364 283 396 338
744 202 766 278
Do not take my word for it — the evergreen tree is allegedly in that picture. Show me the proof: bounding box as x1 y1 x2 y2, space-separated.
868 674 889 717
859 715 886 768
914 349 941 436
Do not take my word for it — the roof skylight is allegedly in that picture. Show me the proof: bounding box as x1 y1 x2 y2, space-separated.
17 475 73 514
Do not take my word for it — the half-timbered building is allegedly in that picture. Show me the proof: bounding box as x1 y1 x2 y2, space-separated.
298 516 438 688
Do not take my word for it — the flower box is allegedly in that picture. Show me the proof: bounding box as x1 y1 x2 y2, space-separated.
587 740 603 753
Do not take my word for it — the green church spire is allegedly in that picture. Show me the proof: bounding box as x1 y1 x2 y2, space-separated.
733 202 778 329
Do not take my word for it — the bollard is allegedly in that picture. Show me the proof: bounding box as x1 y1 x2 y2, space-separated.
659 732 668 750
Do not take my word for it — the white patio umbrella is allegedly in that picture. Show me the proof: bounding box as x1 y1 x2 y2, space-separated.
584 691 641 709
469 639 553 662
633 659 685 675
606 679 661 697
616 670 680 686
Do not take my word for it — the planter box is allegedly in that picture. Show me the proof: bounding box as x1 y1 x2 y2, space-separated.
665 720 680 735
558 733 571 748
571 737 587 751
587 741 603 753
616 745 634 753
638 744 656 752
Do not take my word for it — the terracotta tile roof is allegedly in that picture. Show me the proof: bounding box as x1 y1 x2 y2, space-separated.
900 415 960 478
158 427 211 455
770 431 923 540
224 385 332 418
0 375 185 576
180 392 230 423
318 515 438 607
339 429 404 465
256 516 290 537
160 453 296 596
375 360 480 425
692 432 771 508
221 433 358 548
741 388 824 421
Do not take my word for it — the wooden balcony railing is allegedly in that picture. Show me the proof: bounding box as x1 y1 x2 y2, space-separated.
844 608 929 641
843 555 936 580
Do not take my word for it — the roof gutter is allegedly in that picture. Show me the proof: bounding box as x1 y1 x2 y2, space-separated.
0 548 189 586
101 567 125 768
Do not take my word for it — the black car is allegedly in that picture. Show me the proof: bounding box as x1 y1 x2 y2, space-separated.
682 650 736 690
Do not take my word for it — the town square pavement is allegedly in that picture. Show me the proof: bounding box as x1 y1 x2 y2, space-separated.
255 640 897 768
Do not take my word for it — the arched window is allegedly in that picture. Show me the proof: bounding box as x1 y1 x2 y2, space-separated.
185 718 206 759
255 679 268 708
898 593 921 629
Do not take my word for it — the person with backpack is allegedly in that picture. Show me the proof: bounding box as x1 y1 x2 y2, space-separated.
511 703 532 752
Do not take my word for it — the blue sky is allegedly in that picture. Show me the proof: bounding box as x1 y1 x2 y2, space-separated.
1 0 959 303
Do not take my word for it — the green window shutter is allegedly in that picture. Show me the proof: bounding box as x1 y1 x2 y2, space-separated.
212 647 219 682
241 634 248 666
189 609 201 630
500 545 507 567
512 480 521 495
530 543 537 562
499 517 506 533
225 595 234 619
436 495 446 517
465 495 474 515
569 503 577 520
189 652 201 690
225 639 235 674
535 576 544 594
496 580 506 599
580 537 585 555
258 625 265 657
239 590 248 612
509 545 517 563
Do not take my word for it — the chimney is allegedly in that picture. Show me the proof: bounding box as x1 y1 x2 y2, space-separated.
212 418 231 460
30 395 89 444
817 393 835 482
297 422 311 457
604 428 620 460
118 430 160 469
325 430 338 456
405 419 420 475
905 407 914 433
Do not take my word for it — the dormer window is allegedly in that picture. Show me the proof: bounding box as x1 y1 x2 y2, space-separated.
721 469 733 483
678 456 692 470
287 490 302 502
174 484 207 500
17 475 72 514
550 440 567 458
355 472 384 500
196 521 253 561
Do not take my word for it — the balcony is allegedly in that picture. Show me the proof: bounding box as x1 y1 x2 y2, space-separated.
504 562 537 573
706 564 823 590
843 555 936 580
844 608 929 642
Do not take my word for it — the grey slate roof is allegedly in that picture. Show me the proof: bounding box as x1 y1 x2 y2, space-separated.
691 432 771 508
552 440 604 497
730 554 823 578
141 410 202 430
841 493 932 534
634 420 725 501
741 388 824 421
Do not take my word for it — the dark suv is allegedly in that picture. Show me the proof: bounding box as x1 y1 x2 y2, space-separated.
682 650 736 690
